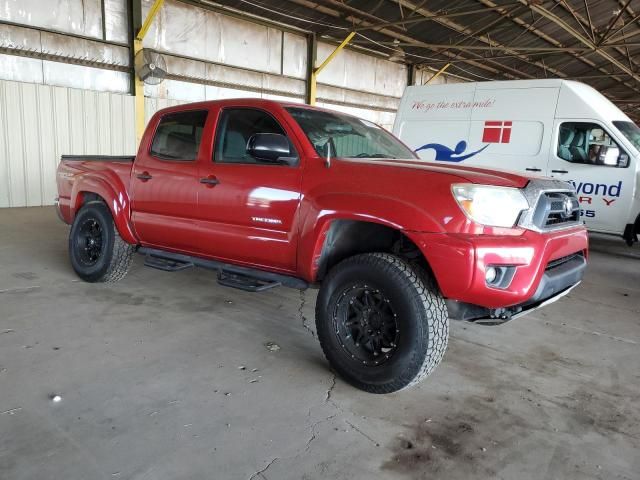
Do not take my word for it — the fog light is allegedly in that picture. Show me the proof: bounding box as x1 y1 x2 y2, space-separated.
485 267 497 284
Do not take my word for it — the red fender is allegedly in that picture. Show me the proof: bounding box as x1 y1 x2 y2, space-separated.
70 173 139 245
297 193 444 282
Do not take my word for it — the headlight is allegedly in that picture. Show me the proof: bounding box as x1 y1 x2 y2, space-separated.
452 184 529 228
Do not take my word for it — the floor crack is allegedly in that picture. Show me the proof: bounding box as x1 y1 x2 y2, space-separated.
345 419 380 447
248 457 279 480
299 289 315 339
325 374 337 403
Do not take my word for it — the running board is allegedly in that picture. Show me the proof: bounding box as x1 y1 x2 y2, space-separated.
217 270 281 292
138 247 308 290
144 254 194 272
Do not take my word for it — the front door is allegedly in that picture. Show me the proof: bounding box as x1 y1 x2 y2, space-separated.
546 120 634 233
196 107 303 272
131 109 209 253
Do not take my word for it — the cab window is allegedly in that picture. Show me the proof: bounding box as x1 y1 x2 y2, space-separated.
214 108 298 165
557 122 629 168
150 110 208 161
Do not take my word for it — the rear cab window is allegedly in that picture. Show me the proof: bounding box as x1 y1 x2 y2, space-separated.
150 110 208 161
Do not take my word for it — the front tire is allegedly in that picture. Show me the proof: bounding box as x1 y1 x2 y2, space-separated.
315 253 449 394
69 201 135 283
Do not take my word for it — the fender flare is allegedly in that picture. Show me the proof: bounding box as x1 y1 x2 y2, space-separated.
298 193 444 281
70 174 138 245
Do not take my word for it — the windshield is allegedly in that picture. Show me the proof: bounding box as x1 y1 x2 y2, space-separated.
285 107 417 160
613 121 640 152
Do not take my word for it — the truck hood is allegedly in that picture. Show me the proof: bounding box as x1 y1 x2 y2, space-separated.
340 158 530 188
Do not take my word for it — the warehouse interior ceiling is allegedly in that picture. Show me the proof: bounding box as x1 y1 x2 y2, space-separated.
202 0 640 121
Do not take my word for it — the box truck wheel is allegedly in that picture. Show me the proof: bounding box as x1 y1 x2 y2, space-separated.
69 201 135 283
315 253 449 393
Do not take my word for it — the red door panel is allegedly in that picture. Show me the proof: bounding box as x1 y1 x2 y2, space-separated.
196 163 302 271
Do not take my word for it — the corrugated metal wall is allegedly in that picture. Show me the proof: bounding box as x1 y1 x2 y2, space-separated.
0 79 136 208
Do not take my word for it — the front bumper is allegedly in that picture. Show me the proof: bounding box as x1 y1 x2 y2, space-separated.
410 226 588 317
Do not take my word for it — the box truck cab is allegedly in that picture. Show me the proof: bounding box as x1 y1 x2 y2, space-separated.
393 79 640 244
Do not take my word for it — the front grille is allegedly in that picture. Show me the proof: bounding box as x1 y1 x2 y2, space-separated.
531 191 581 230
546 252 584 271
517 179 584 233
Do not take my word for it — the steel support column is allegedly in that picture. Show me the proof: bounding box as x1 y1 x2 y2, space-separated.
130 0 164 145
306 31 355 105
305 33 317 105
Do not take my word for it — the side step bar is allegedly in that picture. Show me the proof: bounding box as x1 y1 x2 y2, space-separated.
138 247 308 291
217 270 281 292
144 254 194 272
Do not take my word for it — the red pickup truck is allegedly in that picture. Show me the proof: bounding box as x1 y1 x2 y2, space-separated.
56 99 588 393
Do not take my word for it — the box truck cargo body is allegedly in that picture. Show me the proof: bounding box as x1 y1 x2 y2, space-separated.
393 79 640 244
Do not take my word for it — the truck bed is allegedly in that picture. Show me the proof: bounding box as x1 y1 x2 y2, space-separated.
56 155 135 224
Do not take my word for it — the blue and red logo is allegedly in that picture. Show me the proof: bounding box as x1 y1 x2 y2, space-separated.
415 120 512 162
482 120 512 143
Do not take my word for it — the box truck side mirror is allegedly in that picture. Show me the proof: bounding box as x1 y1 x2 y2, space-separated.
618 152 630 168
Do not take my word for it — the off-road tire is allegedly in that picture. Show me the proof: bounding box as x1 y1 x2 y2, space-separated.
69 201 135 283
315 253 449 394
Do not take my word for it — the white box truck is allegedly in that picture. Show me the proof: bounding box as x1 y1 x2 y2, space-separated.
393 79 640 244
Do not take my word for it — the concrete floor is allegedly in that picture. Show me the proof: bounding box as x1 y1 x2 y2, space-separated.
1 207 639 480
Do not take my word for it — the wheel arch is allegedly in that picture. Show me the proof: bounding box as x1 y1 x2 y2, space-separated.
307 218 437 284
298 193 444 283
70 175 138 245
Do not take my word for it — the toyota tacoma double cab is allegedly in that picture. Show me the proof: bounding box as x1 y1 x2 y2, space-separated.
56 99 588 393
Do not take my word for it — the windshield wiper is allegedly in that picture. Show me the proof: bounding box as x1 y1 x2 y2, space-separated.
351 153 396 158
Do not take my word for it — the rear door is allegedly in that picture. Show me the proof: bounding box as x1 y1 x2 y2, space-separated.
131 109 209 252
546 120 634 233
196 107 302 272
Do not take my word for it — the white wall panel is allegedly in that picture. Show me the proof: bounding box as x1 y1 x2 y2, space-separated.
0 54 43 84
43 62 129 93
0 79 135 208
142 0 284 75
282 33 307 79
0 0 103 39
316 42 407 97
104 0 129 43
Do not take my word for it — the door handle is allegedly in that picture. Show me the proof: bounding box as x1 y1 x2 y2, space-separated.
200 176 220 187
551 169 569 174
136 172 152 181
526 167 542 172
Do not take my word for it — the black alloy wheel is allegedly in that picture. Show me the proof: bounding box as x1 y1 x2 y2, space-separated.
75 218 104 266
333 284 400 366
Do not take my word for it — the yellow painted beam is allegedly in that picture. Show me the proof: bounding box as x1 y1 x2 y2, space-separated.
134 39 146 145
425 63 450 84
308 71 318 106
134 0 164 144
314 31 356 76
136 0 165 41
309 31 355 105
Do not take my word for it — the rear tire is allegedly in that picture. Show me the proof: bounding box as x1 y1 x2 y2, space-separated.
315 253 449 394
69 201 135 283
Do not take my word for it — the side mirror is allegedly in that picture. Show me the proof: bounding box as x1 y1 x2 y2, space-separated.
618 152 630 168
247 133 296 165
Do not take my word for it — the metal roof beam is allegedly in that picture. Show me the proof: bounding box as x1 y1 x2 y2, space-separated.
386 0 568 79
352 3 522 32
282 0 516 79
599 0 634 44
473 0 640 99
523 1 640 85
